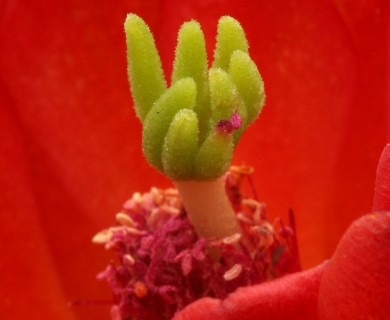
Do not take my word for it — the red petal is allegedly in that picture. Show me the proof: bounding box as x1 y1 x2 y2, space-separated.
0 1 167 318
0 87 77 320
373 144 390 211
174 262 327 320
318 213 390 319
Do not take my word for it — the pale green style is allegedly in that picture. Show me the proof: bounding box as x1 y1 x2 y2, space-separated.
124 14 265 181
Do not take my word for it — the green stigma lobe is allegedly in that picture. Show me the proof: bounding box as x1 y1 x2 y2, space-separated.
229 50 265 124
125 14 265 181
172 20 210 141
125 14 166 121
194 132 234 180
162 109 199 180
212 16 249 71
142 78 196 171
209 68 237 123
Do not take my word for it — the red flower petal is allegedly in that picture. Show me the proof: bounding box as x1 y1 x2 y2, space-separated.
0 87 77 320
1 2 168 318
174 261 327 320
0 0 388 318
318 212 390 319
373 144 390 211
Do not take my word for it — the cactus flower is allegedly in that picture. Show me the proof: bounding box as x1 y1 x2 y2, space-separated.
0 1 387 319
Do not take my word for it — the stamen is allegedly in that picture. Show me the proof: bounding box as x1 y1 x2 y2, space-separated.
125 227 147 236
116 212 135 227
223 264 243 281
92 229 112 244
243 199 266 223
134 282 148 298
111 305 121 320
160 204 181 216
164 188 180 197
230 165 254 175
123 254 135 267
151 187 165 205
236 212 253 224
95 167 301 319
222 233 242 245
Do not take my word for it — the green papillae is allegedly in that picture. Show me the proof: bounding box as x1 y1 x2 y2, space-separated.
212 16 249 71
162 109 199 180
142 78 197 172
125 15 166 121
229 50 265 124
209 68 236 124
194 132 233 180
125 14 265 180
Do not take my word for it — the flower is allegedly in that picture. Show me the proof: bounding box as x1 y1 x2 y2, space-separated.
0 0 387 319
174 145 390 319
94 167 302 319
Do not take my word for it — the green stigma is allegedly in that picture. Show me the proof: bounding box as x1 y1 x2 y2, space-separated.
124 14 265 181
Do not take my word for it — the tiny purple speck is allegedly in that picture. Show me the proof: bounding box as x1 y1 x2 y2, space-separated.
216 111 242 134
230 112 242 129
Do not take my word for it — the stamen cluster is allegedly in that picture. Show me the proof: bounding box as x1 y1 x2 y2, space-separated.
94 167 300 320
